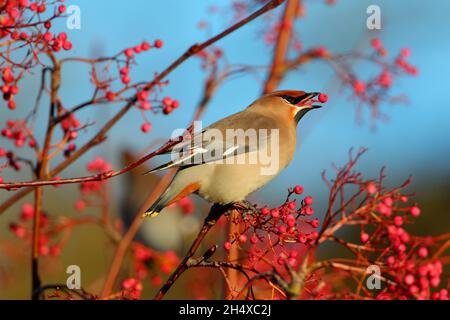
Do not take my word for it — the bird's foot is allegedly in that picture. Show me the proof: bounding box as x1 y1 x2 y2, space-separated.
232 200 258 216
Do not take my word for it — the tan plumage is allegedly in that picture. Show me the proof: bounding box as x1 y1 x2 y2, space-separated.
144 90 323 217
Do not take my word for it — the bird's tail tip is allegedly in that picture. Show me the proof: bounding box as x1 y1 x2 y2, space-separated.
142 210 160 218
142 210 160 219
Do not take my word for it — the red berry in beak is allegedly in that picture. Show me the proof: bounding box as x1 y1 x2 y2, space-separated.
318 93 328 103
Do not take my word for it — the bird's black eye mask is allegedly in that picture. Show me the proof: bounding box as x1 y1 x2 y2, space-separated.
280 94 310 105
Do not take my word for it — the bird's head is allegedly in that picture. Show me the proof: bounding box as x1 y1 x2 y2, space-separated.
251 90 327 123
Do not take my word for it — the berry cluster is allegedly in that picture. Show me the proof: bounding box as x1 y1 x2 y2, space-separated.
75 157 112 211
121 243 179 299
351 38 417 98
1 0 72 110
8 202 61 257
223 186 320 273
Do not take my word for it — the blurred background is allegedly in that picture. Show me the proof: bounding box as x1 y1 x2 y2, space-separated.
1 0 449 298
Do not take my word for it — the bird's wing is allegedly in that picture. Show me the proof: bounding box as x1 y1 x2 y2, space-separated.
144 111 277 174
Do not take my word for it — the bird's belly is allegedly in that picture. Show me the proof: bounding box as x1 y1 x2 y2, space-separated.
176 142 293 205
197 162 280 204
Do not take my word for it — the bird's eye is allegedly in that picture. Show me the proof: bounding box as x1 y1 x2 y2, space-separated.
281 94 308 105
281 95 296 104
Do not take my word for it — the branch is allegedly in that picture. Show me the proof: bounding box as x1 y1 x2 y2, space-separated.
31 51 61 300
263 0 298 93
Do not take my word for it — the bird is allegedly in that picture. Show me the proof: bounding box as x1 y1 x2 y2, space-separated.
143 90 326 218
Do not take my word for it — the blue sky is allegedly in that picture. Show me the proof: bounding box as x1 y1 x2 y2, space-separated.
10 0 450 208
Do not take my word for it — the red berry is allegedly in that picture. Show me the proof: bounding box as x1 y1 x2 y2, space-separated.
11 31 19 40
394 215 404 227
1 128 12 138
353 80 366 95
121 75 131 84
162 96 172 106
141 123 151 133
58 5 66 14
404 274 415 286
162 106 172 115
360 232 369 243
318 93 328 103
315 46 328 57
140 101 151 110
50 246 61 257
430 277 440 288
141 41 151 51
409 285 419 295
309 231 318 240
124 48 134 58
67 143 76 152
310 219 320 228
21 203 34 220
261 207 269 215
137 90 149 101
277 225 286 233
293 185 304 194
418 247 428 258
287 201 296 210
223 241 232 251
120 66 129 75
8 100 16 109
238 234 247 243
410 206 421 217
378 71 392 88
400 48 410 58
9 223 26 238
270 209 279 218
367 182 377 194
106 91 116 101
44 31 53 42
171 100 180 109
10 85 18 94
57 32 67 41
37 4 46 13
134 45 142 54
9 8 19 19
383 197 393 207
304 206 314 216
304 196 313 205
386 256 395 266
75 200 86 211
154 39 163 48
63 41 73 51
371 38 382 50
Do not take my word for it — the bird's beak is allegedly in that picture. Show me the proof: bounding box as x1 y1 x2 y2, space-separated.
296 92 322 109
293 92 322 123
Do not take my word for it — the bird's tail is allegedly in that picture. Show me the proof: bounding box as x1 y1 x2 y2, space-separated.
142 178 200 218
143 187 173 218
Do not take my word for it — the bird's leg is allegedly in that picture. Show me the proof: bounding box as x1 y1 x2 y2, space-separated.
205 203 229 225
231 200 258 218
